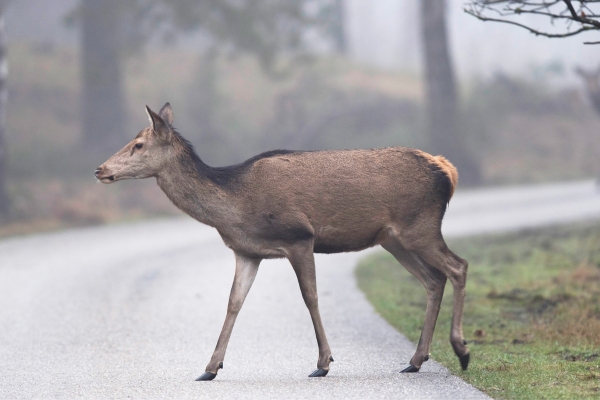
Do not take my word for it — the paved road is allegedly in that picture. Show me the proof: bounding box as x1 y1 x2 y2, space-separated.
1 179 599 399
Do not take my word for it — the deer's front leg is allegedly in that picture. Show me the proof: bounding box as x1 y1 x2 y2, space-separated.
196 252 261 381
287 245 333 378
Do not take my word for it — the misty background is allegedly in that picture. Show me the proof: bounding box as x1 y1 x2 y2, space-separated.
0 0 599 235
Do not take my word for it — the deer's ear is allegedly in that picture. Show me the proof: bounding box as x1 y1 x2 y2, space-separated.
159 102 174 126
146 105 171 142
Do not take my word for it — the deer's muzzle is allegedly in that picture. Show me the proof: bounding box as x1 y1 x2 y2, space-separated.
95 166 115 184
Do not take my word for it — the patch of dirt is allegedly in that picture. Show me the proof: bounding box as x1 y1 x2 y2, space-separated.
559 351 600 362
488 288 572 317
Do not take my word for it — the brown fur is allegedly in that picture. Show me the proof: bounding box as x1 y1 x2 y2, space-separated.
95 103 470 378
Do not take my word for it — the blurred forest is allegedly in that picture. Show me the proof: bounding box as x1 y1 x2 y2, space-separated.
0 0 599 236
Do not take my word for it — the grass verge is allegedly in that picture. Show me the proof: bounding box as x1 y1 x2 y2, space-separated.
355 222 600 399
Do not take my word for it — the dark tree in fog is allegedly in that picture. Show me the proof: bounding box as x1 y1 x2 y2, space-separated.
575 65 600 115
465 1 600 44
321 0 346 53
81 0 126 154
186 49 220 154
0 3 9 219
421 0 480 185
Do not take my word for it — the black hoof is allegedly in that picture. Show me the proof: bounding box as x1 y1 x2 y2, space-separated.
309 368 329 377
459 352 470 371
400 364 420 373
195 372 217 381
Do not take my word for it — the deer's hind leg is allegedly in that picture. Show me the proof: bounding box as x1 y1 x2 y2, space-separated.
381 237 447 372
404 232 470 371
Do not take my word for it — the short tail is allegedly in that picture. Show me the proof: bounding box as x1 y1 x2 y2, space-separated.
433 155 458 200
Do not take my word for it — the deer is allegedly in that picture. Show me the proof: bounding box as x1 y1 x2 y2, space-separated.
95 103 470 381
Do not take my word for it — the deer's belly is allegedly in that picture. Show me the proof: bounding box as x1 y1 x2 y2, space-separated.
218 221 385 258
312 224 385 254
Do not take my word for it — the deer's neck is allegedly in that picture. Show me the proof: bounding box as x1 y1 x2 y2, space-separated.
155 153 238 228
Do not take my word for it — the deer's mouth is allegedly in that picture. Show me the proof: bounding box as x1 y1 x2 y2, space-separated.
99 175 115 184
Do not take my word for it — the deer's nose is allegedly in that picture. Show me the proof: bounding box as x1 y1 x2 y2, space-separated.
94 167 102 178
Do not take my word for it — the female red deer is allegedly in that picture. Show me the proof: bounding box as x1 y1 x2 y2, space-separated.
95 103 470 381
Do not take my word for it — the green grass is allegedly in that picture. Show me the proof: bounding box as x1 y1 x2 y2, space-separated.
355 222 600 399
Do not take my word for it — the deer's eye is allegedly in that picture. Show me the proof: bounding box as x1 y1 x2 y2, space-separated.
134 143 143 149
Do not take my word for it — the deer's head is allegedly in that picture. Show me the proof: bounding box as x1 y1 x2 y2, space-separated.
95 103 176 184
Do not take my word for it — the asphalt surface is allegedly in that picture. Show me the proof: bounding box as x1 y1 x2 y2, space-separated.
1 179 599 399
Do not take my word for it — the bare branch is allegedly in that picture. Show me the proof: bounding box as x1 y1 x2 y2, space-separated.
465 1 600 43
562 0 600 28
464 8 593 38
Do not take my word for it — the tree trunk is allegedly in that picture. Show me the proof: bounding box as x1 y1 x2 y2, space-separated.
186 50 224 164
81 0 126 157
0 7 9 219
420 0 480 185
331 0 346 53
